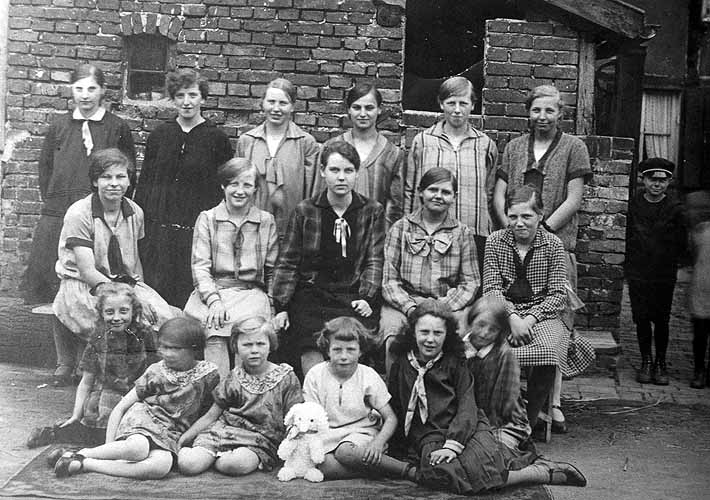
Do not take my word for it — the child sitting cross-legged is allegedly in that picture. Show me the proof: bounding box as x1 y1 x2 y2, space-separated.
52 317 219 479
29 283 158 450
387 299 587 495
303 317 409 480
177 317 303 476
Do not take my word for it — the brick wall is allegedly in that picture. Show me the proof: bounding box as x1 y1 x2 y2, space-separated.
1 6 631 330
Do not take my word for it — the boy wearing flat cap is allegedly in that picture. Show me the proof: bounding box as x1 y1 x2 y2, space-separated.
625 158 686 385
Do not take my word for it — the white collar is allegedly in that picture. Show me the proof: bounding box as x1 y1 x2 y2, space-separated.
73 106 106 121
463 334 494 359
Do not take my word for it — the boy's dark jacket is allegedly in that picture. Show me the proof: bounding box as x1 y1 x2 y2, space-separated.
624 191 686 282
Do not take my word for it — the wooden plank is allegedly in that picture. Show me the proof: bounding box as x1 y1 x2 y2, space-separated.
576 36 596 135
543 0 645 39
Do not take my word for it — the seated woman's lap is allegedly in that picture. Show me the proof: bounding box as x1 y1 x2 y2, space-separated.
277 287 380 367
512 318 569 369
184 288 272 338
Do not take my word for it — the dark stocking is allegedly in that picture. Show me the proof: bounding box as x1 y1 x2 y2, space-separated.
652 319 670 362
525 365 556 429
692 318 710 373
635 320 653 357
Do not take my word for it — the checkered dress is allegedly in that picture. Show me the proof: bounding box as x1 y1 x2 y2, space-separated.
483 228 580 374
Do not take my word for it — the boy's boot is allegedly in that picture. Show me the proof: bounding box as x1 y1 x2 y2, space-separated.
653 358 669 385
637 355 653 384
690 369 705 389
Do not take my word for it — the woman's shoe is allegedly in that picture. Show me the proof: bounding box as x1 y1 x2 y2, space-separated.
54 452 85 478
551 405 568 434
46 447 72 468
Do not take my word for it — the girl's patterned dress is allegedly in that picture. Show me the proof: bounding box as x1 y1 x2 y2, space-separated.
192 363 303 470
79 324 157 428
115 360 219 454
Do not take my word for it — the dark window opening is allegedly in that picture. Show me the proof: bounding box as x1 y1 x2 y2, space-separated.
124 34 170 100
403 0 524 112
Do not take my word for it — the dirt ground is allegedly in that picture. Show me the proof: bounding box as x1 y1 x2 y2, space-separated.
1 363 709 500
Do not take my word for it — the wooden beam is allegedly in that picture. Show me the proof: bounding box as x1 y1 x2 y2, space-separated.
543 0 645 39
576 36 596 135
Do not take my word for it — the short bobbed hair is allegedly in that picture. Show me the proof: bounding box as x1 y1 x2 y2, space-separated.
525 84 564 112
316 316 373 356
418 167 458 195
230 316 278 353
465 296 511 347
72 63 106 87
166 69 209 100
88 148 134 189
438 76 476 104
506 184 544 215
389 299 466 358
95 282 143 329
320 140 361 171
264 78 297 105
345 83 383 108
217 158 259 188
158 317 205 356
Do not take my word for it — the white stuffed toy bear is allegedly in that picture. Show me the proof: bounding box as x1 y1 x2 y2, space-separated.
277 401 329 482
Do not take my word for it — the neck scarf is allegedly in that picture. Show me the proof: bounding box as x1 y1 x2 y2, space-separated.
333 217 350 258
404 350 443 436
73 107 106 156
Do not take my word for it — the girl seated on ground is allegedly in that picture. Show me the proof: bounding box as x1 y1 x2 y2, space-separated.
177 317 303 476
27 283 158 449
303 317 404 479
464 296 538 468
52 317 219 479
387 299 586 495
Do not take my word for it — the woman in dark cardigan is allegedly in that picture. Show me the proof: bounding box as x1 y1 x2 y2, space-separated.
22 64 135 304
133 69 233 307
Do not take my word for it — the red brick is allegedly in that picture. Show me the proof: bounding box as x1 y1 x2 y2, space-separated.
486 62 532 77
312 48 354 61
508 21 554 35
278 9 300 20
301 10 325 21
319 62 342 73
487 33 533 48
318 36 342 48
510 49 554 65
265 47 310 59
484 116 529 132
486 20 510 33
274 60 296 71
253 8 277 19
533 36 578 51
274 34 299 45
533 65 577 80
252 33 274 44
289 22 333 35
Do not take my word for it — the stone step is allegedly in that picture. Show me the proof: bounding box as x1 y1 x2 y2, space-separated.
577 329 620 376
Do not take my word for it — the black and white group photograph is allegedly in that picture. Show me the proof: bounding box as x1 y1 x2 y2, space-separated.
0 0 708 499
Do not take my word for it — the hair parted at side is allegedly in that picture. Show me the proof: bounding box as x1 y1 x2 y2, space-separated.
217 157 259 189
316 316 373 355
166 69 209 100
345 82 383 108
389 299 465 358
88 148 134 188
230 316 278 353
264 77 297 104
320 140 361 171
72 63 106 87
505 184 544 215
466 296 511 347
418 167 458 194
525 84 564 111
438 76 476 104
158 317 205 354
95 282 143 329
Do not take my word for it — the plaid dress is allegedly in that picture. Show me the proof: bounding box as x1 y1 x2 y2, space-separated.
483 228 585 376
